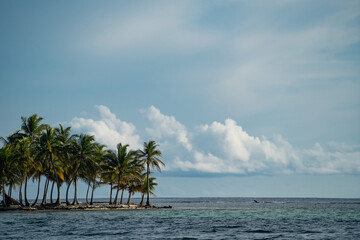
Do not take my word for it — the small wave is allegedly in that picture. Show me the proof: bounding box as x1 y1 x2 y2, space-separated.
301 230 322 234
245 229 273 233
223 225 241 229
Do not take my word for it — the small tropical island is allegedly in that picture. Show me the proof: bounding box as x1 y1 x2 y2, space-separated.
0 114 169 211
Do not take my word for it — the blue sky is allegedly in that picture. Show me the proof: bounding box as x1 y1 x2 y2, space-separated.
1 0 359 198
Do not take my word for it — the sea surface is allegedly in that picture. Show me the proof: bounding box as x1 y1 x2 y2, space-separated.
1 197 359 239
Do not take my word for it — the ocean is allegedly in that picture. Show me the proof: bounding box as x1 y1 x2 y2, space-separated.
1 198 359 239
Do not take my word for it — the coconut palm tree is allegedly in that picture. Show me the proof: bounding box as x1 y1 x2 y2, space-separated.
13 137 32 206
30 171 42 207
127 177 140 206
0 131 23 145
90 144 107 205
100 164 117 204
106 143 139 205
138 140 164 207
1 131 26 205
20 114 48 140
35 127 63 206
81 143 107 205
66 134 97 205
1 113 167 209
20 114 47 205
0 145 20 206
138 174 158 206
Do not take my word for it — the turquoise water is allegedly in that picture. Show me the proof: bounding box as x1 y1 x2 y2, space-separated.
1 198 360 239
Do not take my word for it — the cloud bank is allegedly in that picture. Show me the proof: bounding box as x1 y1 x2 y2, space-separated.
69 105 360 175
70 105 141 149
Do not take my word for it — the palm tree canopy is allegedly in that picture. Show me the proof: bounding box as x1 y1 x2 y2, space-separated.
0 145 21 187
35 127 65 181
0 131 23 146
142 175 158 195
138 140 165 171
70 134 97 168
107 143 138 174
1 112 166 207
21 114 48 139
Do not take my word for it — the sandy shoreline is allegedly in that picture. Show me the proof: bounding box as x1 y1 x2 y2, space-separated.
0 204 172 212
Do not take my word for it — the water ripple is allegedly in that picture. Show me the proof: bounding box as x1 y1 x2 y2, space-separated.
1 198 360 239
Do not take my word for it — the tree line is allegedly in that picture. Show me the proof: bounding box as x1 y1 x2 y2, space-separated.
0 114 165 207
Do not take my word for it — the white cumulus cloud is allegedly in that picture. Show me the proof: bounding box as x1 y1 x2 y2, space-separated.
69 105 360 175
164 116 359 175
70 105 141 150
144 106 192 151
301 143 360 174
173 119 300 174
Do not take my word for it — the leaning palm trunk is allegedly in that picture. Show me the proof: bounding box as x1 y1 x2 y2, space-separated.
146 161 150 206
49 155 61 205
50 181 55 204
86 182 90 204
41 176 50 205
24 176 30 206
90 180 95 205
120 189 125 204
139 193 144 206
127 191 132 205
72 178 79 205
113 174 121 205
65 182 71 205
113 188 120 205
31 177 41 207
8 184 12 199
19 182 24 207
66 167 80 205
109 183 113 204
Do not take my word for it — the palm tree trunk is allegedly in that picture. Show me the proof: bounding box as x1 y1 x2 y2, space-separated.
41 176 50 205
19 181 24 207
113 174 121 205
57 183 61 205
120 189 124 204
72 178 78 205
49 154 61 205
72 178 79 205
146 161 150 206
90 180 95 205
72 180 76 205
31 177 41 207
140 193 144 206
66 167 80 205
8 184 12 199
127 191 131 205
109 183 113 204
75 179 79 204
2 183 7 206
66 181 71 205
24 176 30 206
86 181 90 204
114 188 119 205
50 181 55 204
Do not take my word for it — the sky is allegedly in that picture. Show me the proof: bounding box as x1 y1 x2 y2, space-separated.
1 0 360 198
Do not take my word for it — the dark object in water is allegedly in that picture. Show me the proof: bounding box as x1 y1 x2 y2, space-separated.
161 205 173 209
254 200 259 203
